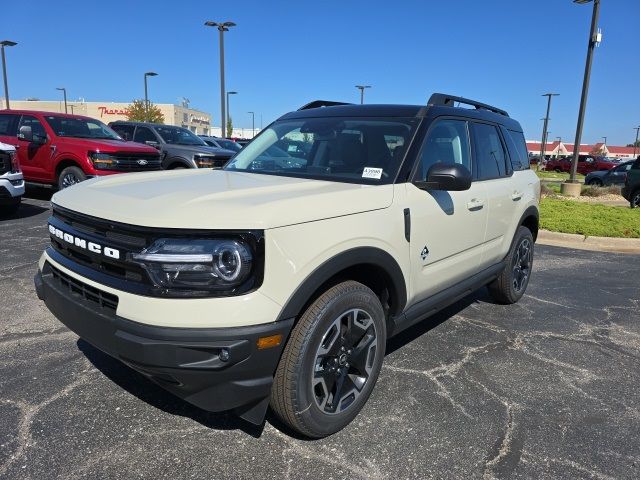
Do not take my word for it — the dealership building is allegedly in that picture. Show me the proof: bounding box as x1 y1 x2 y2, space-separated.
526 141 639 159
5 99 213 135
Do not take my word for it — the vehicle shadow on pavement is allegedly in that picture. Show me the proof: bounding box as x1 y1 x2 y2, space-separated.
1 202 49 221
77 339 266 438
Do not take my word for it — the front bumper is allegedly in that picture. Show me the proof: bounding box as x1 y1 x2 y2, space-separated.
35 262 294 424
0 174 25 204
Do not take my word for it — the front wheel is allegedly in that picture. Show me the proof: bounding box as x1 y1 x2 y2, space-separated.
270 281 386 438
488 226 534 304
630 190 640 209
58 166 86 190
588 178 603 186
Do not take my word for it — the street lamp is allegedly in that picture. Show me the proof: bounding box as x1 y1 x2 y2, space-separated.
226 91 237 136
205 21 236 138
539 93 559 165
633 126 640 158
565 0 601 194
247 111 255 137
1 40 17 109
56 87 68 114
355 85 371 104
556 136 562 157
144 71 158 122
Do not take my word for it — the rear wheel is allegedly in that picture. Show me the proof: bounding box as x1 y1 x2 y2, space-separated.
270 281 386 438
488 226 534 304
554 168 562 173
588 178 603 186
631 189 640 209
58 166 86 190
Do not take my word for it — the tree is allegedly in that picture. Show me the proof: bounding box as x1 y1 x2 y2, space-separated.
626 140 640 148
125 99 164 123
226 116 233 137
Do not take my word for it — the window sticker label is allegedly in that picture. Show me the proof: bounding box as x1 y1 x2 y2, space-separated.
362 167 383 179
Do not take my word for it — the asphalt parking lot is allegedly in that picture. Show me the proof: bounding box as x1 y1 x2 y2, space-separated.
1 192 639 480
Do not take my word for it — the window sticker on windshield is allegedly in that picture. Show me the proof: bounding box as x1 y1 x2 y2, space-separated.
362 167 383 179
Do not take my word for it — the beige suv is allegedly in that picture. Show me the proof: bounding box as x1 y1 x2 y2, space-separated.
35 94 540 438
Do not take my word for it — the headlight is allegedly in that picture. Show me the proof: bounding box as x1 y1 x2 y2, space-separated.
131 238 253 296
89 151 118 170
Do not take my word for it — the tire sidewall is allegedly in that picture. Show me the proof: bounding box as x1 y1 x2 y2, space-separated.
294 285 386 437
506 227 535 302
631 190 640 209
58 166 86 190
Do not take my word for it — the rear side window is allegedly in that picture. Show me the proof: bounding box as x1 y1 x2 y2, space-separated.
0 113 19 136
472 123 507 180
504 129 530 171
112 124 135 141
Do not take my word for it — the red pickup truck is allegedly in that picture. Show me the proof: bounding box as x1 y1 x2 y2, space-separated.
544 155 615 175
0 110 161 189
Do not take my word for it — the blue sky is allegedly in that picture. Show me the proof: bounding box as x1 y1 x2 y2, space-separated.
3 0 639 145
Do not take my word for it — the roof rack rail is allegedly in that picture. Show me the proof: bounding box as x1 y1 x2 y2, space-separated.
427 93 509 117
298 100 353 111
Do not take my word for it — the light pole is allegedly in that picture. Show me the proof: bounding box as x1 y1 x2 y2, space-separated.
56 87 68 114
556 136 562 157
355 85 371 104
69 104 77 114
226 91 237 136
144 71 158 122
633 127 640 158
1 40 17 109
205 21 236 138
539 93 559 165
565 0 601 193
247 111 255 137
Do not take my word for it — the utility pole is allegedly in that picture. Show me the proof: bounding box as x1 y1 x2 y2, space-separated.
355 85 371 104
1 40 17 109
633 126 640 158
205 21 236 138
565 0 601 195
539 93 559 166
143 72 158 122
248 111 255 137
56 87 68 114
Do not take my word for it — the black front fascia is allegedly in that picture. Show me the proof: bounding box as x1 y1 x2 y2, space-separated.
48 206 265 298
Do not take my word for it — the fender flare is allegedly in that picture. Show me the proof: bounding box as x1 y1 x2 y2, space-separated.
276 247 407 321
518 205 539 240
163 156 192 169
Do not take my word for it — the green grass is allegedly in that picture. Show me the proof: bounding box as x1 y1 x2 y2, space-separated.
536 170 585 181
540 198 640 238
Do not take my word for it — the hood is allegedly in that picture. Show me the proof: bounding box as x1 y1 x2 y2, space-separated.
54 137 158 154
165 144 235 157
586 170 607 178
52 169 394 230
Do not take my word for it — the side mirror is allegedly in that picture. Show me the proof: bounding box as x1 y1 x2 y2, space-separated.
145 140 160 149
415 163 472 191
18 125 33 142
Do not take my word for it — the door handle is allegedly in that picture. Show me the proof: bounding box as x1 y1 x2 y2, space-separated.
466 198 485 211
511 191 523 201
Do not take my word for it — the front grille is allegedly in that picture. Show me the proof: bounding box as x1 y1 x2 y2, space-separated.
49 263 119 311
51 207 149 284
0 151 12 175
111 153 162 172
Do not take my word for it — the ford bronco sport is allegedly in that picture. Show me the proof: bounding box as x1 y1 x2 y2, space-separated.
35 94 540 438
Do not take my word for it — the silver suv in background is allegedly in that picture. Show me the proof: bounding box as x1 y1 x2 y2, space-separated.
110 122 236 169
0 141 24 217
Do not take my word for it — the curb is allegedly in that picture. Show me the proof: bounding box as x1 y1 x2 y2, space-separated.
537 229 640 254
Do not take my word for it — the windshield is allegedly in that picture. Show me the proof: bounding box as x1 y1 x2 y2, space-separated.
155 126 207 146
45 116 122 140
224 117 418 184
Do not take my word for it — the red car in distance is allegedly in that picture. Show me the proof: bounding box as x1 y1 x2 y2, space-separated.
0 110 161 189
544 155 615 175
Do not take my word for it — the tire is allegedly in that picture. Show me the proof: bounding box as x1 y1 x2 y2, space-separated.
488 226 534 304
58 166 86 190
588 178 603 186
270 281 386 438
554 168 562 173
0 197 21 218
631 189 640 209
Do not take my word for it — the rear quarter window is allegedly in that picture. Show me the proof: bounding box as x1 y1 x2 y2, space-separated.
504 129 530 171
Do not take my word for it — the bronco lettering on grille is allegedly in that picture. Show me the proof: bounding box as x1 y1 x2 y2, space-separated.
48 224 121 260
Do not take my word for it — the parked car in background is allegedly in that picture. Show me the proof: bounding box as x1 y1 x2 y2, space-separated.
585 160 634 186
544 155 615 175
0 111 162 189
0 141 24 216
199 136 242 153
227 137 250 147
622 156 640 208
110 122 236 169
